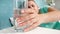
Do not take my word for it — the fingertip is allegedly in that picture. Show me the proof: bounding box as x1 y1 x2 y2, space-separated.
19 22 27 26
24 29 27 32
24 26 31 32
24 28 29 32
21 9 25 13
19 23 23 26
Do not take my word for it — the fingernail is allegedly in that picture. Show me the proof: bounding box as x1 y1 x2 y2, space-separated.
19 23 23 26
24 28 28 32
24 29 27 32
21 10 25 13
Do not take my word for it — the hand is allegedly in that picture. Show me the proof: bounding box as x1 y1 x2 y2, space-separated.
15 1 43 32
14 0 60 32
16 11 42 32
16 13 45 32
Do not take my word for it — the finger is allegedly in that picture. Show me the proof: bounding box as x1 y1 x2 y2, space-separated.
16 14 37 24
21 8 36 14
19 16 37 26
24 22 39 32
24 16 40 32
18 18 33 26
19 15 38 26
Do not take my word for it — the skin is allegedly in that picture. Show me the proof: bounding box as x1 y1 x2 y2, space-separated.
15 0 60 32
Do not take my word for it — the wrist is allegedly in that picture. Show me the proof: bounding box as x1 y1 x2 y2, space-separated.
38 14 48 23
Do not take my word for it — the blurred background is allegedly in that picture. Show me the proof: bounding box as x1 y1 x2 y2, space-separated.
54 0 60 10
0 0 60 30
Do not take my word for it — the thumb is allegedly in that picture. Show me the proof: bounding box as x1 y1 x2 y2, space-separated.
21 8 35 14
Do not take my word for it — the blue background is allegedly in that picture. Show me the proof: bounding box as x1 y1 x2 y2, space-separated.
0 0 13 30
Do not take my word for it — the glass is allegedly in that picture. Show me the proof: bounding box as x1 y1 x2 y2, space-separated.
13 0 28 32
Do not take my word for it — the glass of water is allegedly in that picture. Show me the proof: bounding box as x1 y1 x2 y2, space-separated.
13 0 28 32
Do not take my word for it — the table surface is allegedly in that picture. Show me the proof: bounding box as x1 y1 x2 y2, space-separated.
0 27 60 34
